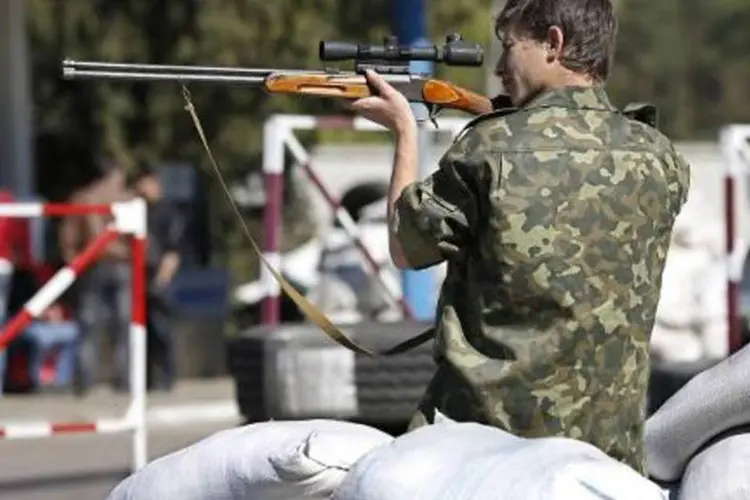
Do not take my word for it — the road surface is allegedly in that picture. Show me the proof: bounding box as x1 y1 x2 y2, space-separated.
0 378 241 500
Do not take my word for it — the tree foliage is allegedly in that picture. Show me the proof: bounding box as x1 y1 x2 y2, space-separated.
608 0 750 139
26 0 750 287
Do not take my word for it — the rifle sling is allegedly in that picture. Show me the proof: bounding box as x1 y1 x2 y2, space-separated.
180 86 434 356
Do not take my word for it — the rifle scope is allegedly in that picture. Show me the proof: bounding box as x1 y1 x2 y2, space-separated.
319 33 483 67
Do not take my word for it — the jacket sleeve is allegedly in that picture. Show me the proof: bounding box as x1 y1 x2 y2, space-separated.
392 127 494 269
163 205 187 253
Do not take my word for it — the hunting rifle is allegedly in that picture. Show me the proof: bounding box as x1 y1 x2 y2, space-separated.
62 33 501 124
61 33 504 356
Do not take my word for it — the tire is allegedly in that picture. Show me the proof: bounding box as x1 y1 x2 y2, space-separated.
351 322 436 427
336 182 388 225
228 322 360 421
227 321 435 429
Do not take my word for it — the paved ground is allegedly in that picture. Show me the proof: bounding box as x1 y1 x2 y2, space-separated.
0 378 241 500
0 422 238 500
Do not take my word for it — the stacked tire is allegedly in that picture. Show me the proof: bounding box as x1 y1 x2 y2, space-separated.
226 321 435 430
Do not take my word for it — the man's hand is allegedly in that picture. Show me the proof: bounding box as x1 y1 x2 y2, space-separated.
154 252 180 290
351 70 416 134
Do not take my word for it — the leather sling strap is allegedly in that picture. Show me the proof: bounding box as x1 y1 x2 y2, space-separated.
180 86 435 356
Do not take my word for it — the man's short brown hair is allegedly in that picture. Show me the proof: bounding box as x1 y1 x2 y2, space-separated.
495 0 618 82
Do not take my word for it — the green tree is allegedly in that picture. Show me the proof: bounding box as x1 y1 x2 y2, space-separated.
609 0 750 139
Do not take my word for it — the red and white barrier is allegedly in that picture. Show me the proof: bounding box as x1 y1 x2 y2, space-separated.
0 198 148 472
0 418 132 439
260 114 472 325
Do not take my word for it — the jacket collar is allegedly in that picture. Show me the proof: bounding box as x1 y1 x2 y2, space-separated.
523 85 616 112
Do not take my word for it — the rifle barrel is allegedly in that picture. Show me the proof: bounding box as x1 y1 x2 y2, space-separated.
63 67 270 84
61 60 333 84
63 59 289 75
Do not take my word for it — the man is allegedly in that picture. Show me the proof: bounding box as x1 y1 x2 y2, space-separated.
131 164 185 391
59 160 133 394
350 0 690 474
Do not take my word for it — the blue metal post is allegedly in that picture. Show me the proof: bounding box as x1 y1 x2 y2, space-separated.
393 0 437 321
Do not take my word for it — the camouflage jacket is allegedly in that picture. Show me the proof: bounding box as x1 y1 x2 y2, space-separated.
395 86 691 473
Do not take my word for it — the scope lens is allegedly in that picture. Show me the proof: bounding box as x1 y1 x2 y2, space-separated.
444 45 484 66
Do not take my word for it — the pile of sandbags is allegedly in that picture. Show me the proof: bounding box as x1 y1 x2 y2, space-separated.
109 415 668 500
110 343 750 500
108 419 393 500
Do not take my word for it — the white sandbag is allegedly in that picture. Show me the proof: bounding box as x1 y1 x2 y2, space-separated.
662 191 728 360
645 343 750 482
655 245 707 329
334 422 666 500
679 432 750 500
695 258 729 359
108 419 393 500
650 324 704 363
333 422 518 500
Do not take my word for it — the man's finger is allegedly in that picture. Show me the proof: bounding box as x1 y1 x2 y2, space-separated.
364 70 394 96
350 96 381 111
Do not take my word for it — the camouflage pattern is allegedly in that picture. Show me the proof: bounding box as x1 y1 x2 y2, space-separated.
393 86 691 474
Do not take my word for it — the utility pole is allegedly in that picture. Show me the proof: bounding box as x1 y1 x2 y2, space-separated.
392 0 437 322
0 0 33 196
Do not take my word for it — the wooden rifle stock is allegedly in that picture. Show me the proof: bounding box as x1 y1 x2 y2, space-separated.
422 79 493 115
265 74 373 98
264 74 493 116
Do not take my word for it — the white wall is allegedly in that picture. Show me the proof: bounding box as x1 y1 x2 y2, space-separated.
301 140 739 238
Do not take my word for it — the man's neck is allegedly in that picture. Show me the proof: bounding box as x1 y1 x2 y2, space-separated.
517 72 597 108
547 71 596 90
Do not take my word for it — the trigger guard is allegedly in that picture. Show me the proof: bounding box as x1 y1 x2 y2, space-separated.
427 105 441 128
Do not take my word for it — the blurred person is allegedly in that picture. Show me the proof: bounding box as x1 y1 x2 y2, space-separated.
131 164 185 391
0 189 33 395
15 300 80 392
349 0 690 474
59 159 133 394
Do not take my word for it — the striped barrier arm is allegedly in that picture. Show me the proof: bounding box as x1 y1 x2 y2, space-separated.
0 198 149 472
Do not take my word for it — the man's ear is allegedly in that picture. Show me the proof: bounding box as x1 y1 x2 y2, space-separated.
546 26 565 61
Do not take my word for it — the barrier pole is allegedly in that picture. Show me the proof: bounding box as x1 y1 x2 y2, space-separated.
114 197 149 470
258 114 471 325
720 125 750 354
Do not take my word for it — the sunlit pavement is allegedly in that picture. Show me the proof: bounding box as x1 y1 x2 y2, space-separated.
0 378 241 500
